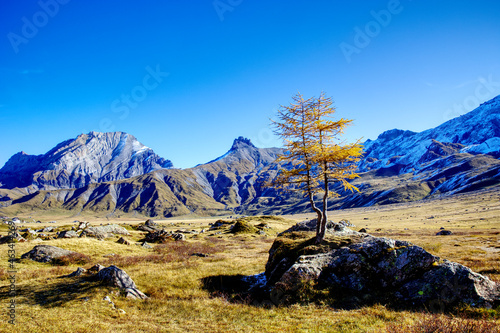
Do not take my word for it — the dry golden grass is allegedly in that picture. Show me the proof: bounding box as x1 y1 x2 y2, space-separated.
0 190 499 332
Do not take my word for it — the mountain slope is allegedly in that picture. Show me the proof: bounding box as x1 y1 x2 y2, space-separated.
0 131 173 190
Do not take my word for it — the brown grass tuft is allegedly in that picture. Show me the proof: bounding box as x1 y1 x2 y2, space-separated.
386 314 500 333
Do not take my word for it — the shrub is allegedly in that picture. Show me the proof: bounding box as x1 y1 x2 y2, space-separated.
52 253 92 266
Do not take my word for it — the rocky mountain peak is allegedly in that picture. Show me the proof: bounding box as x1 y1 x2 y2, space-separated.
231 137 255 150
0 131 173 190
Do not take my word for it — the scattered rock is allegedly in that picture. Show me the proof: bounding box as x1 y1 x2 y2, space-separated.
37 226 54 233
22 229 39 241
0 230 26 244
117 237 131 245
96 265 147 299
172 233 185 241
436 230 453 236
140 241 152 249
58 230 79 238
145 219 158 227
338 219 355 227
88 264 105 274
21 245 77 263
62 267 86 278
77 221 90 230
145 230 184 242
191 253 210 257
358 228 367 233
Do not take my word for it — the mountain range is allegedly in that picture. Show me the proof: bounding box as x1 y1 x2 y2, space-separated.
1 95 499 218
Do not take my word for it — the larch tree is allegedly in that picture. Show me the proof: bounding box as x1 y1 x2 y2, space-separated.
271 92 363 244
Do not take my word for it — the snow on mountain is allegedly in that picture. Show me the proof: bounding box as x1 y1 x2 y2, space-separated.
0 131 173 190
359 95 500 172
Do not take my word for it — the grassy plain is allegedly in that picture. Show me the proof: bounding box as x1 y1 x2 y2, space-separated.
0 188 499 332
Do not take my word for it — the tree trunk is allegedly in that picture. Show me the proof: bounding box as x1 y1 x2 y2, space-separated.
315 161 330 244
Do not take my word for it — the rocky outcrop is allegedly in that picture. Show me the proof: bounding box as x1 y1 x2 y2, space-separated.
21 245 78 263
96 265 147 299
80 224 130 239
264 222 500 309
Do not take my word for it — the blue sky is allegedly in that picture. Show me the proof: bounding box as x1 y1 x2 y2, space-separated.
1 0 500 169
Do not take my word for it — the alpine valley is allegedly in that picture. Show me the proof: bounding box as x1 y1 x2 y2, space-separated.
1 95 500 219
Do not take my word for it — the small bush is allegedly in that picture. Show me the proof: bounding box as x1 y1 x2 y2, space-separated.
52 253 92 266
104 241 225 267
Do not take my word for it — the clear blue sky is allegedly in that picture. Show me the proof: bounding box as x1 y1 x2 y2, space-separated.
1 0 500 168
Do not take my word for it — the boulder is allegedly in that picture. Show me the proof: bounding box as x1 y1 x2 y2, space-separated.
436 230 453 236
145 219 158 227
398 260 500 310
264 221 500 309
278 219 357 236
145 230 184 242
62 267 86 278
22 229 39 241
88 264 105 274
172 233 185 241
140 241 152 249
117 237 131 245
80 224 130 239
0 230 26 244
58 230 79 238
96 265 147 299
21 245 77 263
77 221 90 230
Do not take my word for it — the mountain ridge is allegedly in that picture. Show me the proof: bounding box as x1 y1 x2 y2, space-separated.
1 95 499 218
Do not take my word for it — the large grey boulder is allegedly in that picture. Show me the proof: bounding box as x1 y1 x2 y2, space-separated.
58 230 79 238
398 260 500 310
265 222 500 309
278 219 357 236
21 245 77 263
80 224 130 239
96 265 147 299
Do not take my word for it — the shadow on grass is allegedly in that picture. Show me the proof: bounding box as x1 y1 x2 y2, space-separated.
201 274 273 306
0 276 112 308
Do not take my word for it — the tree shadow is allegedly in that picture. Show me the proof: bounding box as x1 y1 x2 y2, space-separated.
201 274 272 306
0 275 112 308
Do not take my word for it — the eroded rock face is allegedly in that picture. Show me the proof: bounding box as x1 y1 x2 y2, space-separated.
265 222 500 309
21 245 76 263
96 265 147 299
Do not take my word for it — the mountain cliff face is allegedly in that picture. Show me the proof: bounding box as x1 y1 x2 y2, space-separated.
0 132 173 190
1 95 499 218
